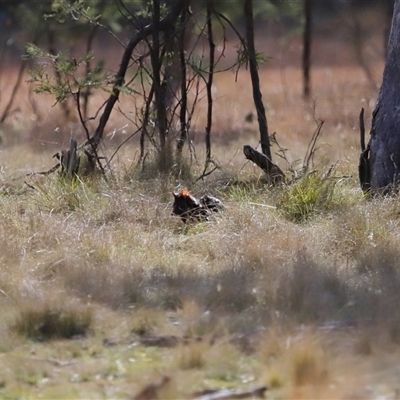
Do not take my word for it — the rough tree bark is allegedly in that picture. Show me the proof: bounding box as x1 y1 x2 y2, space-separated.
244 0 271 159
205 0 215 163
361 0 400 192
151 0 171 170
302 0 312 98
242 0 284 183
384 0 395 58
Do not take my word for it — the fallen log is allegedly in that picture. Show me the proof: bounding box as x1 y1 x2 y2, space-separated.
243 145 285 183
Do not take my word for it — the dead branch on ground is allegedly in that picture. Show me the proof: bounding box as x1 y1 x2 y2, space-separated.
243 145 285 183
192 385 268 400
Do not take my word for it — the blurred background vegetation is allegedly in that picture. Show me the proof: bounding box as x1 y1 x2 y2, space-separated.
0 0 394 171
0 0 393 55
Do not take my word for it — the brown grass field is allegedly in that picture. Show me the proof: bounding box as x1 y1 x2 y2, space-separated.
2 10 400 399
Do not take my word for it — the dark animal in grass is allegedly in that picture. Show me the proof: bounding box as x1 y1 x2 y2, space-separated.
172 189 224 222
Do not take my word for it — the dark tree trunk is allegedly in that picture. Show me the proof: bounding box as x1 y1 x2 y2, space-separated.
151 0 170 170
176 6 188 161
302 0 312 98
384 0 395 59
244 0 271 159
205 0 215 162
363 0 400 192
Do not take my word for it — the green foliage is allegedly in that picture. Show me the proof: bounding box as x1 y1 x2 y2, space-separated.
26 43 108 104
227 180 265 202
277 171 339 223
235 43 271 71
47 0 133 31
32 176 105 213
48 0 90 23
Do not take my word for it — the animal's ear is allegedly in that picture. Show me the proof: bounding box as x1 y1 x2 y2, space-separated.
172 192 178 198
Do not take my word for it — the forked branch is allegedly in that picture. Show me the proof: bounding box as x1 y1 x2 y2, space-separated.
87 0 186 151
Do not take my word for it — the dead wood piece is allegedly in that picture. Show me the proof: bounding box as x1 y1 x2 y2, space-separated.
29 356 77 367
67 138 78 175
133 376 171 400
54 139 79 177
103 337 125 347
318 318 373 331
54 139 97 178
243 145 284 183
105 334 203 349
137 335 180 348
193 385 268 400
172 189 224 223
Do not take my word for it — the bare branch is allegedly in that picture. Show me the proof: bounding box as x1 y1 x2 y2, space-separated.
88 0 186 150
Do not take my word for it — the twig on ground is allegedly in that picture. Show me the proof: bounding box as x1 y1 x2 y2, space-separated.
12 163 60 183
193 385 268 400
29 357 78 367
248 202 276 209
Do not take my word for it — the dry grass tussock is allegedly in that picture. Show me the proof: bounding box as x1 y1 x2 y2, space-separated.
2 51 400 397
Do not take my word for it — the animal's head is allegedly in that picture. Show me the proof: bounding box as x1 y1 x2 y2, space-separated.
172 189 200 220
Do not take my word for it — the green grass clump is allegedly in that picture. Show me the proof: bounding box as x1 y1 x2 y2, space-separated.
277 172 339 222
13 301 93 341
32 176 107 214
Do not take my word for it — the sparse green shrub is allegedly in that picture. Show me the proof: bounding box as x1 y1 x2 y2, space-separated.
226 179 267 202
32 177 106 214
13 301 92 341
277 171 339 222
